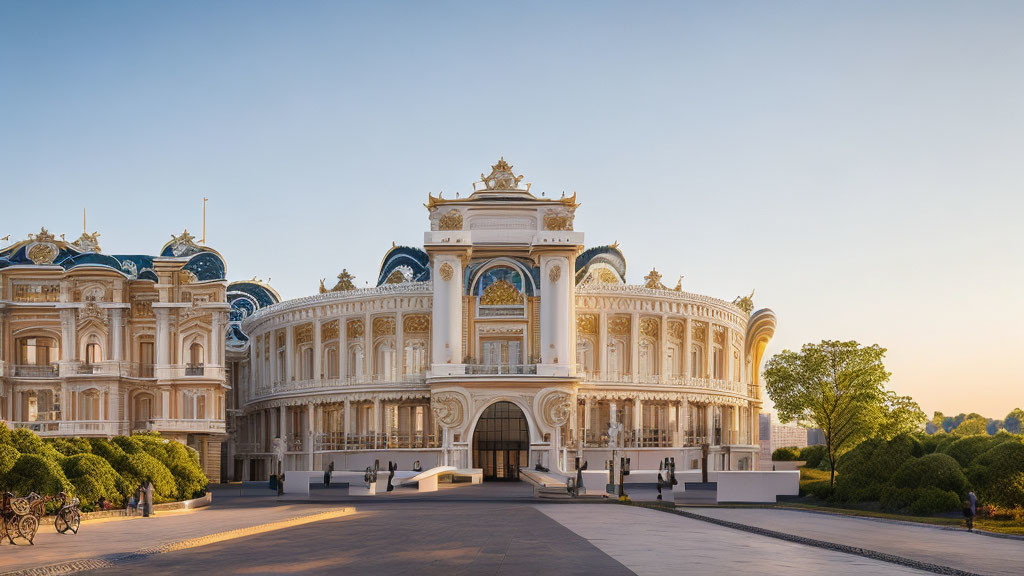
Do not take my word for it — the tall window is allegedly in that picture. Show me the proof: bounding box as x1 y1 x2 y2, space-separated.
16 336 58 365
576 337 596 374
80 390 100 420
325 347 339 379
690 344 704 378
348 344 364 378
375 340 396 379
638 339 656 378
712 346 724 379
85 342 103 364
404 340 427 375
190 342 205 365
302 347 314 379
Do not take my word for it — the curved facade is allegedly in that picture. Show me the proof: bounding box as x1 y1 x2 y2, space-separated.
230 160 776 480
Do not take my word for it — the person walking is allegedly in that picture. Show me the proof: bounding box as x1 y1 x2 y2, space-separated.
324 462 334 487
967 490 978 531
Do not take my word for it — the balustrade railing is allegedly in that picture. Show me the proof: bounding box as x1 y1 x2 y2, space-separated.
185 363 205 376
140 418 226 433
12 364 59 378
464 364 538 375
313 431 440 451
568 428 746 449
10 420 127 436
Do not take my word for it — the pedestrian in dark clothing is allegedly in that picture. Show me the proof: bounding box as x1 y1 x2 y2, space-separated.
966 491 978 531
324 462 334 487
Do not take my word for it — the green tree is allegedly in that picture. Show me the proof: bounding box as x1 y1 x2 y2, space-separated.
764 340 897 489
953 416 988 436
876 391 926 439
1004 408 1023 434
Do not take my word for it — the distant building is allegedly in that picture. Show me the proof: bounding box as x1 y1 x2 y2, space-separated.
759 413 808 466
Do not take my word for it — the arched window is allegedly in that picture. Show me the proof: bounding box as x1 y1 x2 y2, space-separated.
301 346 314 379
375 339 396 380
690 344 704 378
576 336 596 374
712 345 724 379
666 343 681 378
638 338 657 378
16 336 58 366
348 344 364 378
188 342 205 376
404 339 427 376
474 265 526 317
324 346 339 379
85 342 103 365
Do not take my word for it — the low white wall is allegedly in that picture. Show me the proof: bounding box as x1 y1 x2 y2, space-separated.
715 471 799 503
320 451 442 472
769 461 805 471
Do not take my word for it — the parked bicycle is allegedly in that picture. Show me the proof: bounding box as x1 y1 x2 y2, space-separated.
1 492 39 545
54 492 81 535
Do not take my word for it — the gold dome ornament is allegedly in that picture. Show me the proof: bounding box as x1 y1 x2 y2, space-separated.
732 290 755 314
331 270 356 292
643 268 667 290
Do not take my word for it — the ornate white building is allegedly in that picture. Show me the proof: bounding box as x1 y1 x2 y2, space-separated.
0 228 230 480
229 160 777 481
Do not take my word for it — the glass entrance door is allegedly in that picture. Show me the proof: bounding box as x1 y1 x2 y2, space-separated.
472 401 529 481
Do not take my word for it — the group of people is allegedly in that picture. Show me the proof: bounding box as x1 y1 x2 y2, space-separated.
126 480 155 517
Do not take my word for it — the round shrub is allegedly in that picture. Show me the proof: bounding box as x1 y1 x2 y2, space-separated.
772 446 801 461
132 436 207 500
112 435 144 455
62 454 129 507
120 452 176 503
892 453 967 494
835 435 920 502
880 486 915 512
49 437 93 457
5 453 73 496
967 440 1024 509
0 444 21 476
917 433 943 454
799 445 827 469
0 424 11 445
909 487 962 515
10 428 62 460
940 435 996 467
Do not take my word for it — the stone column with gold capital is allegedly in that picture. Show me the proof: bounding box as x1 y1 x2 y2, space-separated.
430 255 464 374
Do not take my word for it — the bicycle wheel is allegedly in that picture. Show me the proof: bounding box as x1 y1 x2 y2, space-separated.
68 510 80 534
17 515 38 545
55 511 69 534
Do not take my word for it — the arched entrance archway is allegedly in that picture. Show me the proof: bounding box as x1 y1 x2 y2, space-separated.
472 401 529 481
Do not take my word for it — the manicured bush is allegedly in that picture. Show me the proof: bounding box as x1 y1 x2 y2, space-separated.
120 452 176 503
133 435 208 500
799 445 827 469
891 453 967 494
62 453 130 507
967 439 1024 509
916 433 943 455
49 437 93 457
9 428 63 460
939 435 996 467
112 435 144 455
909 487 961 515
0 444 21 476
835 435 920 502
0 424 11 445
5 453 73 496
772 446 801 461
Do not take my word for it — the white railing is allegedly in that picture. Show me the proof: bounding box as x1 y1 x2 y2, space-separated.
266 374 428 394
579 372 746 395
10 420 128 436
12 364 59 378
141 419 226 434
465 364 538 375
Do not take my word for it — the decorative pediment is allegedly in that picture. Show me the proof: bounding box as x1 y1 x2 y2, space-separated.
480 157 525 191
438 209 463 231
480 279 523 306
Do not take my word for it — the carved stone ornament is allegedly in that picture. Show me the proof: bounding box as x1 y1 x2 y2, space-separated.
543 209 574 231
26 228 59 265
692 321 708 343
373 316 396 337
576 314 597 336
295 323 314 345
548 265 561 284
321 320 340 341
331 270 356 292
430 393 465 428
73 231 101 253
541 392 572 427
608 316 631 336
643 268 667 290
480 157 525 190
480 279 524 306
732 290 755 314
439 262 454 282
668 320 684 341
79 302 107 325
178 270 198 285
346 319 364 339
640 317 659 338
713 325 727 346
168 230 202 257
403 314 430 333
438 209 463 231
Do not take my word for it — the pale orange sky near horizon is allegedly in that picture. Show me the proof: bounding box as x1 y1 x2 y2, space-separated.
1 2 1021 419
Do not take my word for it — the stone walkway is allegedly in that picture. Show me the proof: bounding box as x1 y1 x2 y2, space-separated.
0 500 352 574
683 507 1023 576
537 504 931 576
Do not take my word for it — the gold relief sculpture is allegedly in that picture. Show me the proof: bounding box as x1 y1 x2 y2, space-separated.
543 209 574 231
131 300 154 318
438 209 463 231
346 319 364 339
480 279 524 306
732 290 755 314
385 269 406 284
595 268 620 284
692 321 708 343
29 227 56 243
674 276 684 291
80 302 107 324
643 268 667 290
178 270 198 285
275 329 287 347
480 157 525 190
640 317 659 338
27 242 59 265
295 323 314 345
713 325 727 345
331 270 356 292
548 265 561 284
373 316 396 337
73 231 101 253
439 262 454 282
321 320 340 341
403 314 430 334
668 321 684 341
319 279 327 294
576 314 597 336
608 316 631 335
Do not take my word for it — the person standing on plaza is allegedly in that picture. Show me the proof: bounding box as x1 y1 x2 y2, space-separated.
142 479 154 518
967 491 978 531
324 461 334 487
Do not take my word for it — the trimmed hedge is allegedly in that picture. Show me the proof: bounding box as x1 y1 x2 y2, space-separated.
967 440 1024 509
799 445 827 469
772 446 801 461
0 429 207 508
891 453 967 494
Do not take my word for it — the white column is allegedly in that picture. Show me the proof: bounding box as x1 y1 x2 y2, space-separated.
396 313 404 378
279 404 287 441
431 255 464 368
154 308 170 369
60 308 77 361
682 318 691 378
598 312 607 378
724 327 733 382
583 397 592 444
630 312 639 383
363 312 372 376
313 319 322 380
707 405 715 445
539 255 571 371
109 309 123 361
339 318 347 379
659 314 668 379
269 330 278 388
285 325 294 382
705 323 713 379
306 402 315 470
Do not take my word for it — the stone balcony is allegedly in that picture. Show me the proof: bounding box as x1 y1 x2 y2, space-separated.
136 418 227 435
9 420 129 437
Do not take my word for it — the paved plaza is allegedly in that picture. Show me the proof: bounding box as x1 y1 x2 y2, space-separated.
2 486 1021 576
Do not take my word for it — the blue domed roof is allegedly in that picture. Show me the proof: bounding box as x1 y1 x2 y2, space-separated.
182 252 226 282
575 244 627 284
376 246 431 286
226 279 280 348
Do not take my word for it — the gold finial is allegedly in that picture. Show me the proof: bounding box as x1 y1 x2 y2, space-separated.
392 241 396 248
732 290 755 314
331 269 356 292
611 240 620 249
643 267 667 290
83 207 87 235
674 276 684 291
319 278 327 294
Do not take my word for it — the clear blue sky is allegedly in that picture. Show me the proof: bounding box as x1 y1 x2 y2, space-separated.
2 1 1022 418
